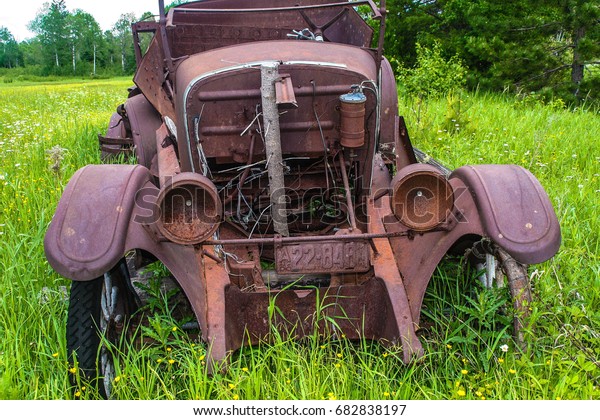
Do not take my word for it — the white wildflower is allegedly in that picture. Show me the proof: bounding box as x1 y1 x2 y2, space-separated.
500 344 509 353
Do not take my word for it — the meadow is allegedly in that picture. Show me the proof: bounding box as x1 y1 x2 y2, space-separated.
0 78 598 399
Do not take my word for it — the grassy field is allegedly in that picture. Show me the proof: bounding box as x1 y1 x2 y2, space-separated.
0 78 598 400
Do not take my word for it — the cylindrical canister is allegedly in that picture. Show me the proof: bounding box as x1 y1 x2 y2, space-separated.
339 90 367 148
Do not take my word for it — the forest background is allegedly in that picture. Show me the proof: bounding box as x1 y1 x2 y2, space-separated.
0 0 598 107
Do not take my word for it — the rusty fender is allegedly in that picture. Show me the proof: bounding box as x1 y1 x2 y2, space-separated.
450 164 561 264
44 164 152 280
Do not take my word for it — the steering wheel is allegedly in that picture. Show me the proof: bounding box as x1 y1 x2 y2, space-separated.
298 7 349 41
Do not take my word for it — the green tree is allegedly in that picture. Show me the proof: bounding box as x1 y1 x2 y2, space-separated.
112 13 136 74
385 0 599 103
28 0 70 72
68 10 102 75
0 27 21 68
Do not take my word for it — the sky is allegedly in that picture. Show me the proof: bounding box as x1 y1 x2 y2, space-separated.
0 0 160 41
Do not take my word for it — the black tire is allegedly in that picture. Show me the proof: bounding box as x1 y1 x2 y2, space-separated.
66 259 137 398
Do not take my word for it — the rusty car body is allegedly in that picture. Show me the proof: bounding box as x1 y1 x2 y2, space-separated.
44 0 560 397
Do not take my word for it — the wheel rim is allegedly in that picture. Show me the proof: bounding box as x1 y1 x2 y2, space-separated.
100 272 119 398
471 242 531 351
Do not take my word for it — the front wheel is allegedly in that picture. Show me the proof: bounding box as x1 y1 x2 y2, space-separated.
66 259 138 398
470 241 531 350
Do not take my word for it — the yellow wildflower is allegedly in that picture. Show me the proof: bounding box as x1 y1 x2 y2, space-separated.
228 384 235 390
461 369 468 375
168 359 175 365
241 367 249 372
335 363 341 368
336 353 342 358
457 390 466 397
498 358 504 364
509 369 516 374
68 367 77 374
233 394 239 400
114 376 121 383
383 392 390 397
52 353 59 358
74 391 81 397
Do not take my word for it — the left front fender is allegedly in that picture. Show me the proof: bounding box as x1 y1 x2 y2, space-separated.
450 164 561 264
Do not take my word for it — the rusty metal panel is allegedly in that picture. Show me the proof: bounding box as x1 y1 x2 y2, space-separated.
133 36 175 121
450 164 561 264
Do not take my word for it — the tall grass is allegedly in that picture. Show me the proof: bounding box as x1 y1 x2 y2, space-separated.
0 79 598 399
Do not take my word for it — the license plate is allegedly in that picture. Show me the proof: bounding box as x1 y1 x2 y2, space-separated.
276 241 370 274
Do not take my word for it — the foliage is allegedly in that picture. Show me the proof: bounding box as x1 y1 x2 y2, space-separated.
395 42 466 98
386 0 600 105
0 79 598 400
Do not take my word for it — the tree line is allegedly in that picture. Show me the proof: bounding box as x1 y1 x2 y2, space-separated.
0 0 157 76
1 0 598 104
385 0 599 103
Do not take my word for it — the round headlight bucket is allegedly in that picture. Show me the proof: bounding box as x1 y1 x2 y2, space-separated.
156 173 221 245
391 164 454 231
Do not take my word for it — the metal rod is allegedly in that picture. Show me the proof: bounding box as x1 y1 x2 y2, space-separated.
339 152 358 231
202 230 408 247
174 1 381 17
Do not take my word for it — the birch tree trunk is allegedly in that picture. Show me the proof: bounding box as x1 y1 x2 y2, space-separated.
261 62 289 237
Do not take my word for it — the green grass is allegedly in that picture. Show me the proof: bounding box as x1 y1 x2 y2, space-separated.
0 79 598 400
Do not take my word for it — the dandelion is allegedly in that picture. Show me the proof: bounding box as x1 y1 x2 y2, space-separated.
461 369 468 375
509 369 516 374
457 390 466 397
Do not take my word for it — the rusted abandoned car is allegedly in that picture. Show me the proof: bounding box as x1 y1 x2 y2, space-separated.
44 0 560 397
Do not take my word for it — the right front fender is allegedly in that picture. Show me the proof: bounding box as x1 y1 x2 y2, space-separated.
44 164 152 281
